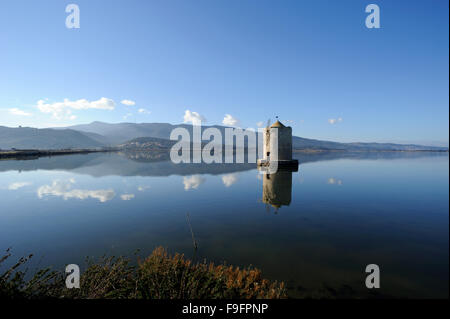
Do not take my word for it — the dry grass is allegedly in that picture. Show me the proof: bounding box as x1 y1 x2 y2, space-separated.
0 247 286 299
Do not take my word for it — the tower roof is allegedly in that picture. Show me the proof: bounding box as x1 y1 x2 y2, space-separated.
270 120 285 128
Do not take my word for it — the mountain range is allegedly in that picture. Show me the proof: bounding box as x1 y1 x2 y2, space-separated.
0 126 104 149
0 121 447 152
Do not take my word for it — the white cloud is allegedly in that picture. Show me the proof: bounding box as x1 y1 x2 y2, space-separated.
8 182 32 190
120 194 135 201
123 113 133 120
222 114 240 127
183 175 205 190
183 110 206 126
9 108 32 116
121 99 135 106
138 108 151 114
256 121 264 128
328 117 343 125
37 180 115 202
221 173 239 187
36 97 115 120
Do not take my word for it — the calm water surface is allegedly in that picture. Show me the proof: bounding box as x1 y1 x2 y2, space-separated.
0 152 448 298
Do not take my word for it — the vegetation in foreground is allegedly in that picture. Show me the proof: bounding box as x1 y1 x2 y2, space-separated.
0 247 286 299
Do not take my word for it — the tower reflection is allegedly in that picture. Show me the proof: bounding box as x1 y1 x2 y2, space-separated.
260 166 298 213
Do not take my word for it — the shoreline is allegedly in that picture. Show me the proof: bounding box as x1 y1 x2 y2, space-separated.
293 149 449 153
0 147 447 161
0 148 117 160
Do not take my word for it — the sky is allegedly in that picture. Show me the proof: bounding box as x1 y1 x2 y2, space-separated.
0 0 448 145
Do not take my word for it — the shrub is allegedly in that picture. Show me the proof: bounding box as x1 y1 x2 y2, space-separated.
136 246 286 299
0 247 286 299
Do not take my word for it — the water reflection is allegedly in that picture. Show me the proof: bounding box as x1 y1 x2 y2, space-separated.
260 169 295 213
327 177 343 185
0 150 444 177
8 181 32 190
120 194 135 201
137 185 150 192
0 151 447 298
37 179 115 202
222 173 239 187
183 175 206 190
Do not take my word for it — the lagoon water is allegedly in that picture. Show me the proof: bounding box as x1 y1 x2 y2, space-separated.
0 151 448 298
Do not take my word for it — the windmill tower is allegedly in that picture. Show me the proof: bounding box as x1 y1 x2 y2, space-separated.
257 116 298 168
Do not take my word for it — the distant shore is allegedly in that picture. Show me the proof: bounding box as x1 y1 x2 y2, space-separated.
0 147 447 161
293 149 449 153
0 148 116 159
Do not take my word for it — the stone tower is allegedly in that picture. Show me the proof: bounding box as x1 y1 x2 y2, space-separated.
258 119 298 168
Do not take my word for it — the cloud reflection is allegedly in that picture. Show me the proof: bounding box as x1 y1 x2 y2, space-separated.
327 177 343 185
8 182 32 190
37 180 115 202
183 175 206 190
120 194 135 200
222 173 239 187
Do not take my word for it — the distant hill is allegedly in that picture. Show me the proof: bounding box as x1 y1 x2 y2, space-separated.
1 122 447 152
66 121 227 145
119 135 447 152
0 126 104 150
291 136 448 151
118 136 176 150
67 121 448 152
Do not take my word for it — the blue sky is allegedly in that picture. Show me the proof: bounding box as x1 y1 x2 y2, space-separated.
0 0 448 145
